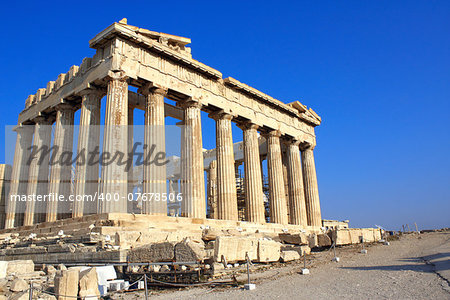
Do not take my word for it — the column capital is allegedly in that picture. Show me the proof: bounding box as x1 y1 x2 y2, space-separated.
55 102 75 112
283 138 301 147
106 70 128 82
263 129 282 138
208 110 234 121
177 98 203 110
138 83 168 97
32 115 52 125
78 87 106 99
300 141 316 151
13 124 32 134
237 121 259 131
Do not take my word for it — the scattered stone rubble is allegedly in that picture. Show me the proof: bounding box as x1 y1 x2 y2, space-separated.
0 260 55 299
0 216 385 297
0 259 122 299
0 221 383 266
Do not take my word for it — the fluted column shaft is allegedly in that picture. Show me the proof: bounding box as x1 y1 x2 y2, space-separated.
0 165 11 229
127 106 134 213
212 112 238 221
168 178 180 216
5 126 33 228
207 160 218 219
73 90 102 217
266 130 288 224
46 104 75 222
301 145 322 227
241 123 265 223
286 141 308 226
141 87 167 215
101 73 128 213
24 118 52 225
179 101 205 218
282 154 290 216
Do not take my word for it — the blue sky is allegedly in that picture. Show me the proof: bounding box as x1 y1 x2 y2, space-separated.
1 1 449 230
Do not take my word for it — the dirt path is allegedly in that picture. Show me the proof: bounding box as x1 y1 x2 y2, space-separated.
115 232 450 300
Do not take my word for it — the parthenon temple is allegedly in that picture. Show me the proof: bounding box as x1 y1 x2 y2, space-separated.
1 19 323 235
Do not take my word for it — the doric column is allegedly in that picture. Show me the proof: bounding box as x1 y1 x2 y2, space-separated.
207 160 218 219
178 100 205 218
240 122 265 223
265 130 288 224
127 106 134 213
5 125 33 228
301 143 322 227
72 89 103 218
286 140 308 226
168 178 180 216
282 151 290 216
100 72 128 213
140 86 167 215
0 165 12 229
24 117 52 226
46 103 75 222
169 178 179 194
210 112 238 221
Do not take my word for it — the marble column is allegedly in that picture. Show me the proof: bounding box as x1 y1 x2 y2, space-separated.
286 140 308 226
207 160 218 219
72 89 103 218
72 89 105 218
168 178 180 216
179 100 205 218
210 112 238 221
4 125 33 228
169 178 179 194
240 123 265 223
0 165 11 229
266 130 288 224
282 151 290 217
24 117 52 226
100 73 128 213
46 104 75 222
301 143 322 227
140 86 167 215
127 106 134 213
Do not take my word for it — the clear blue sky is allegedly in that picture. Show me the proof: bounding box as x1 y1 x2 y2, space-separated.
1 1 449 230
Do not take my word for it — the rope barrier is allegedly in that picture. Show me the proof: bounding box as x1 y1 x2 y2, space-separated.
147 278 235 288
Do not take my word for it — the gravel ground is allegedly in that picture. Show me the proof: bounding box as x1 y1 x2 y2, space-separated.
114 231 450 300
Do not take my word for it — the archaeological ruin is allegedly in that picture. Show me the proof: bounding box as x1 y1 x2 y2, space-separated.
0 20 382 271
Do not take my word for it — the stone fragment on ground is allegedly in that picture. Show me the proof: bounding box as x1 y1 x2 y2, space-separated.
317 234 332 247
10 278 28 292
214 236 258 263
282 245 311 256
278 233 308 245
280 250 301 262
43 265 57 277
0 262 7 279
202 228 222 241
175 238 206 262
128 242 175 262
54 268 79 299
308 234 318 248
6 260 34 275
79 267 100 299
0 278 8 293
257 239 282 262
